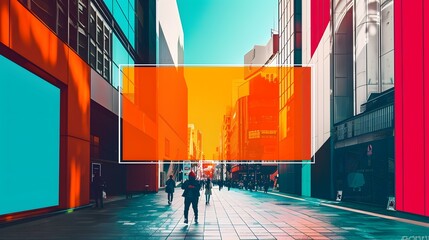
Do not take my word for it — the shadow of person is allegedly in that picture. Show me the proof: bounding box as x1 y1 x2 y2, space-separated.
181 224 189 231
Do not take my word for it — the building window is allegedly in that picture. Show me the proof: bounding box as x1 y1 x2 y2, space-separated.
77 0 88 61
89 39 96 68
90 135 100 159
97 48 103 74
20 0 113 84
89 3 112 82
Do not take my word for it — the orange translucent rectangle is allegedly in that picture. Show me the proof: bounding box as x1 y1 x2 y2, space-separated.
120 66 311 162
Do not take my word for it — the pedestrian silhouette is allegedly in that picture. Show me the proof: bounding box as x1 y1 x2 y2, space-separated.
181 171 200 224
264 180 269 193
165 175 176 205
92 173 105 208
205 178 213 204
219 180 223 191
200 179 205 191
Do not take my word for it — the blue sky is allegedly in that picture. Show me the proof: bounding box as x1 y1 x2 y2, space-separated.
177 0 278 64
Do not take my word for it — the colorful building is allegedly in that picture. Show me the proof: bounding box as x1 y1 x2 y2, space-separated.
279 0 429 217
230 33 279 182
0 0 186 221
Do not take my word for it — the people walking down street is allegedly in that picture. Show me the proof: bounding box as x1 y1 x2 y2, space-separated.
205 178 213 205
264 181 269 193
165 175 176 205
181 171 201 224
92 173 105 208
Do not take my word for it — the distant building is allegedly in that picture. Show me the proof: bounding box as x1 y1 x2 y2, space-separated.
229 32 279 183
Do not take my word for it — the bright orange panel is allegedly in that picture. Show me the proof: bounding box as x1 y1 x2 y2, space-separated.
66 136 90 208
0 0 9 46
67 49 91 141
121 66 311 162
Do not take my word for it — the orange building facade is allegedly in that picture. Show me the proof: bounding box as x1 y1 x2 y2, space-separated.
0 0 91 220
0 0 187 221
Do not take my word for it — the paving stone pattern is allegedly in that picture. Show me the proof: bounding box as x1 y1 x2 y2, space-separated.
0 187 428 239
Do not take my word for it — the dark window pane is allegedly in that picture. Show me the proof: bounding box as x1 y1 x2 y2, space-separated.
96 16 103 46
89 7 96 39
78 29 88 61
69 21 78 51
78 0 88 30
97 48 103 74
103 56 110 80
89 40 96 68
30 0 56 31
69 0 78 22
104 26 111 56
57 6 68 42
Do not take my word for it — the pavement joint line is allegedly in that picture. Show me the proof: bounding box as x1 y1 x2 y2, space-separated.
225 190 277 238
267 191 429 228
218 189 245 235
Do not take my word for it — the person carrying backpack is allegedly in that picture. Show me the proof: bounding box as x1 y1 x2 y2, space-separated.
165 175 176 205
181 171 200 224
205 178 213 205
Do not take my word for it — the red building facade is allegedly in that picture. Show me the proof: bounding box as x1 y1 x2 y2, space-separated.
394 0 429 217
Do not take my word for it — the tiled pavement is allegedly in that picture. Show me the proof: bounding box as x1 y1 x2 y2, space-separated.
1 187 429 239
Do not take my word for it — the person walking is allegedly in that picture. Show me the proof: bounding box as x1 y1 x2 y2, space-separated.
181 171 200 224
92 173 105 208
200 179 205 191
165 175 176 205
219 180 223 191
205 178 213 205
264 180 269 193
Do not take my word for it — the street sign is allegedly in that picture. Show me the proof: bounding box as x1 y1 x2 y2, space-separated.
367 144 373 156
336 190 343 201
387 196 395 211
183 160 191 181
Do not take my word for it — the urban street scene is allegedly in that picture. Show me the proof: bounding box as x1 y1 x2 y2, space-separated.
0 0 428 239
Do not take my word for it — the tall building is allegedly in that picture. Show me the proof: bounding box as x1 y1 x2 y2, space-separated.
0 0 188 220
188 124 202 161
220 108 232 161
280 0 429 217
156 0 187 188
278 0 307 196
229 32 279 183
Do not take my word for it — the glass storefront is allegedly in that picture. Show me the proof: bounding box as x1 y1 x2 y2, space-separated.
334 137 394 206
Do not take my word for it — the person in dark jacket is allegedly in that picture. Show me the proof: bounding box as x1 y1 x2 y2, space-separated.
181 171 200 224
92 173 105 208
264 180 270 193
165 175 176 205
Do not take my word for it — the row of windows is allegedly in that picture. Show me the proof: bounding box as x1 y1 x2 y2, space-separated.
89 3 112 79
335 104 394 140
19 0 137 89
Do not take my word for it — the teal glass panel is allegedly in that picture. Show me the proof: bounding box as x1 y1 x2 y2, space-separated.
113 34 129 67
0 55 60 215
301 163 311 197
113 0 129 38
129 28 135 49
104 0 113 13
